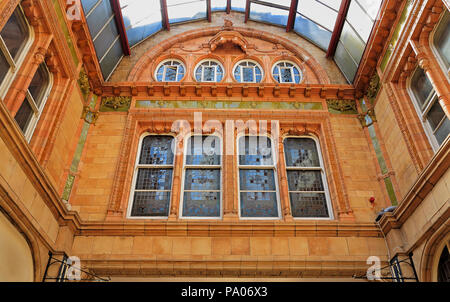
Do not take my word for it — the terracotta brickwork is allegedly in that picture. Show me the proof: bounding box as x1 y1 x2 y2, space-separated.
110 12 347 85
0 0 448 281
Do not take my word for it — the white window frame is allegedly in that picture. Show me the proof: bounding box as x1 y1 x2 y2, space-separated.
430 10 450 80
236 133 282 220
232 59 264 83
407 66 448 151
21 63 53 142
283 135 334 220
179 134 223 219
194 59 224 82
154 59 185 82
0 4 35 99
127 133 176 219
271 60 303 84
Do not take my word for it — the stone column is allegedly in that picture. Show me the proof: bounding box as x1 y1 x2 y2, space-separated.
276 130 293 221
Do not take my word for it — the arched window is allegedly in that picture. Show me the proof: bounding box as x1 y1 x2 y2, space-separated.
233 60 263 83
432 10 449 77
283 137 332 218
128 135 175 218
272 61 302 83
237 135 280 219
438 245 450 282
0 5 34 98
194 60 224 82
155 59 185 82
181 135 222 218
14 62 52 141
409 67 449 148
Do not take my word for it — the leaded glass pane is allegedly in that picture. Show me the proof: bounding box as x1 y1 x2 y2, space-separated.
165 65 177 81
238 136 273 165
131 191 170 216
434 11 450 69
204 66 215 81
182 192 220 217
0 7 28 61
240 192 278 217
28 64 49 107
287 170 324 191
434 117 450 145
239 169 276 191
0 51 9 85
243 67 254 82
289 192 329 217
427 100 446 130
184 169 220 191
14 98 33 131
135 168 173 190
284 138 320 167
186 136 221 165
411 68 434 108
280 67 293 82
139 136 174 165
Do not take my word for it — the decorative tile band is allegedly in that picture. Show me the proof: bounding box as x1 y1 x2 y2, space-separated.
326 99 358 114
51 0 79 66
360 99 397 205
135 100 324 110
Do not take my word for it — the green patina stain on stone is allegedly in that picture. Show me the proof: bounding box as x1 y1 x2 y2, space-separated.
384 177 398 206
52 0 79 66
380 0 413 72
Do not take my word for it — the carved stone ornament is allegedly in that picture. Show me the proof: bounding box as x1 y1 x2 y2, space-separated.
100 96 132 111
326 99 357 113
365 72 380 103
78 68 90 97
81 106 99 124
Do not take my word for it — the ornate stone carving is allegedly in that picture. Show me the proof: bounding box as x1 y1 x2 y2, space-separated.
81 106 99 124
365 72 380 103
78 68 90 97
209 30 251 54
100 96 132 111
326 99 357 113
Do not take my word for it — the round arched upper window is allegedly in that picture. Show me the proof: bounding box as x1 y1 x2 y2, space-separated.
194 60 224 82
272 61 302 84
233 60 263 83
155 59 185 82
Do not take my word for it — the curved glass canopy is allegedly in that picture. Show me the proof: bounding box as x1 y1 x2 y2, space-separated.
80 0 383 83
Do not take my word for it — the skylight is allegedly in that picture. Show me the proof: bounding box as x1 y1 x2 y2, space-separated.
80 0 383 83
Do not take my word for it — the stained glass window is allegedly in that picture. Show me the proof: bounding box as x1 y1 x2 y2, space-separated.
130 135 175 217
284 137 331 218
410 68 450 148
195 60 224 82
182 136 221 218
272 61 302 83
238 136 279 218
155 59 185 82
233 60 263 83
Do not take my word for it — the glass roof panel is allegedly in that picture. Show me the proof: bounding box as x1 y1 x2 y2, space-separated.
293 13 332 50
231 0 246 11
316 0 341 11
249 2 289 27
346 0 373 42
258 0 292 7
355 0 383 20
211 0 227 11
167 0 207 24
297 0 338 31
120 0 163 46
